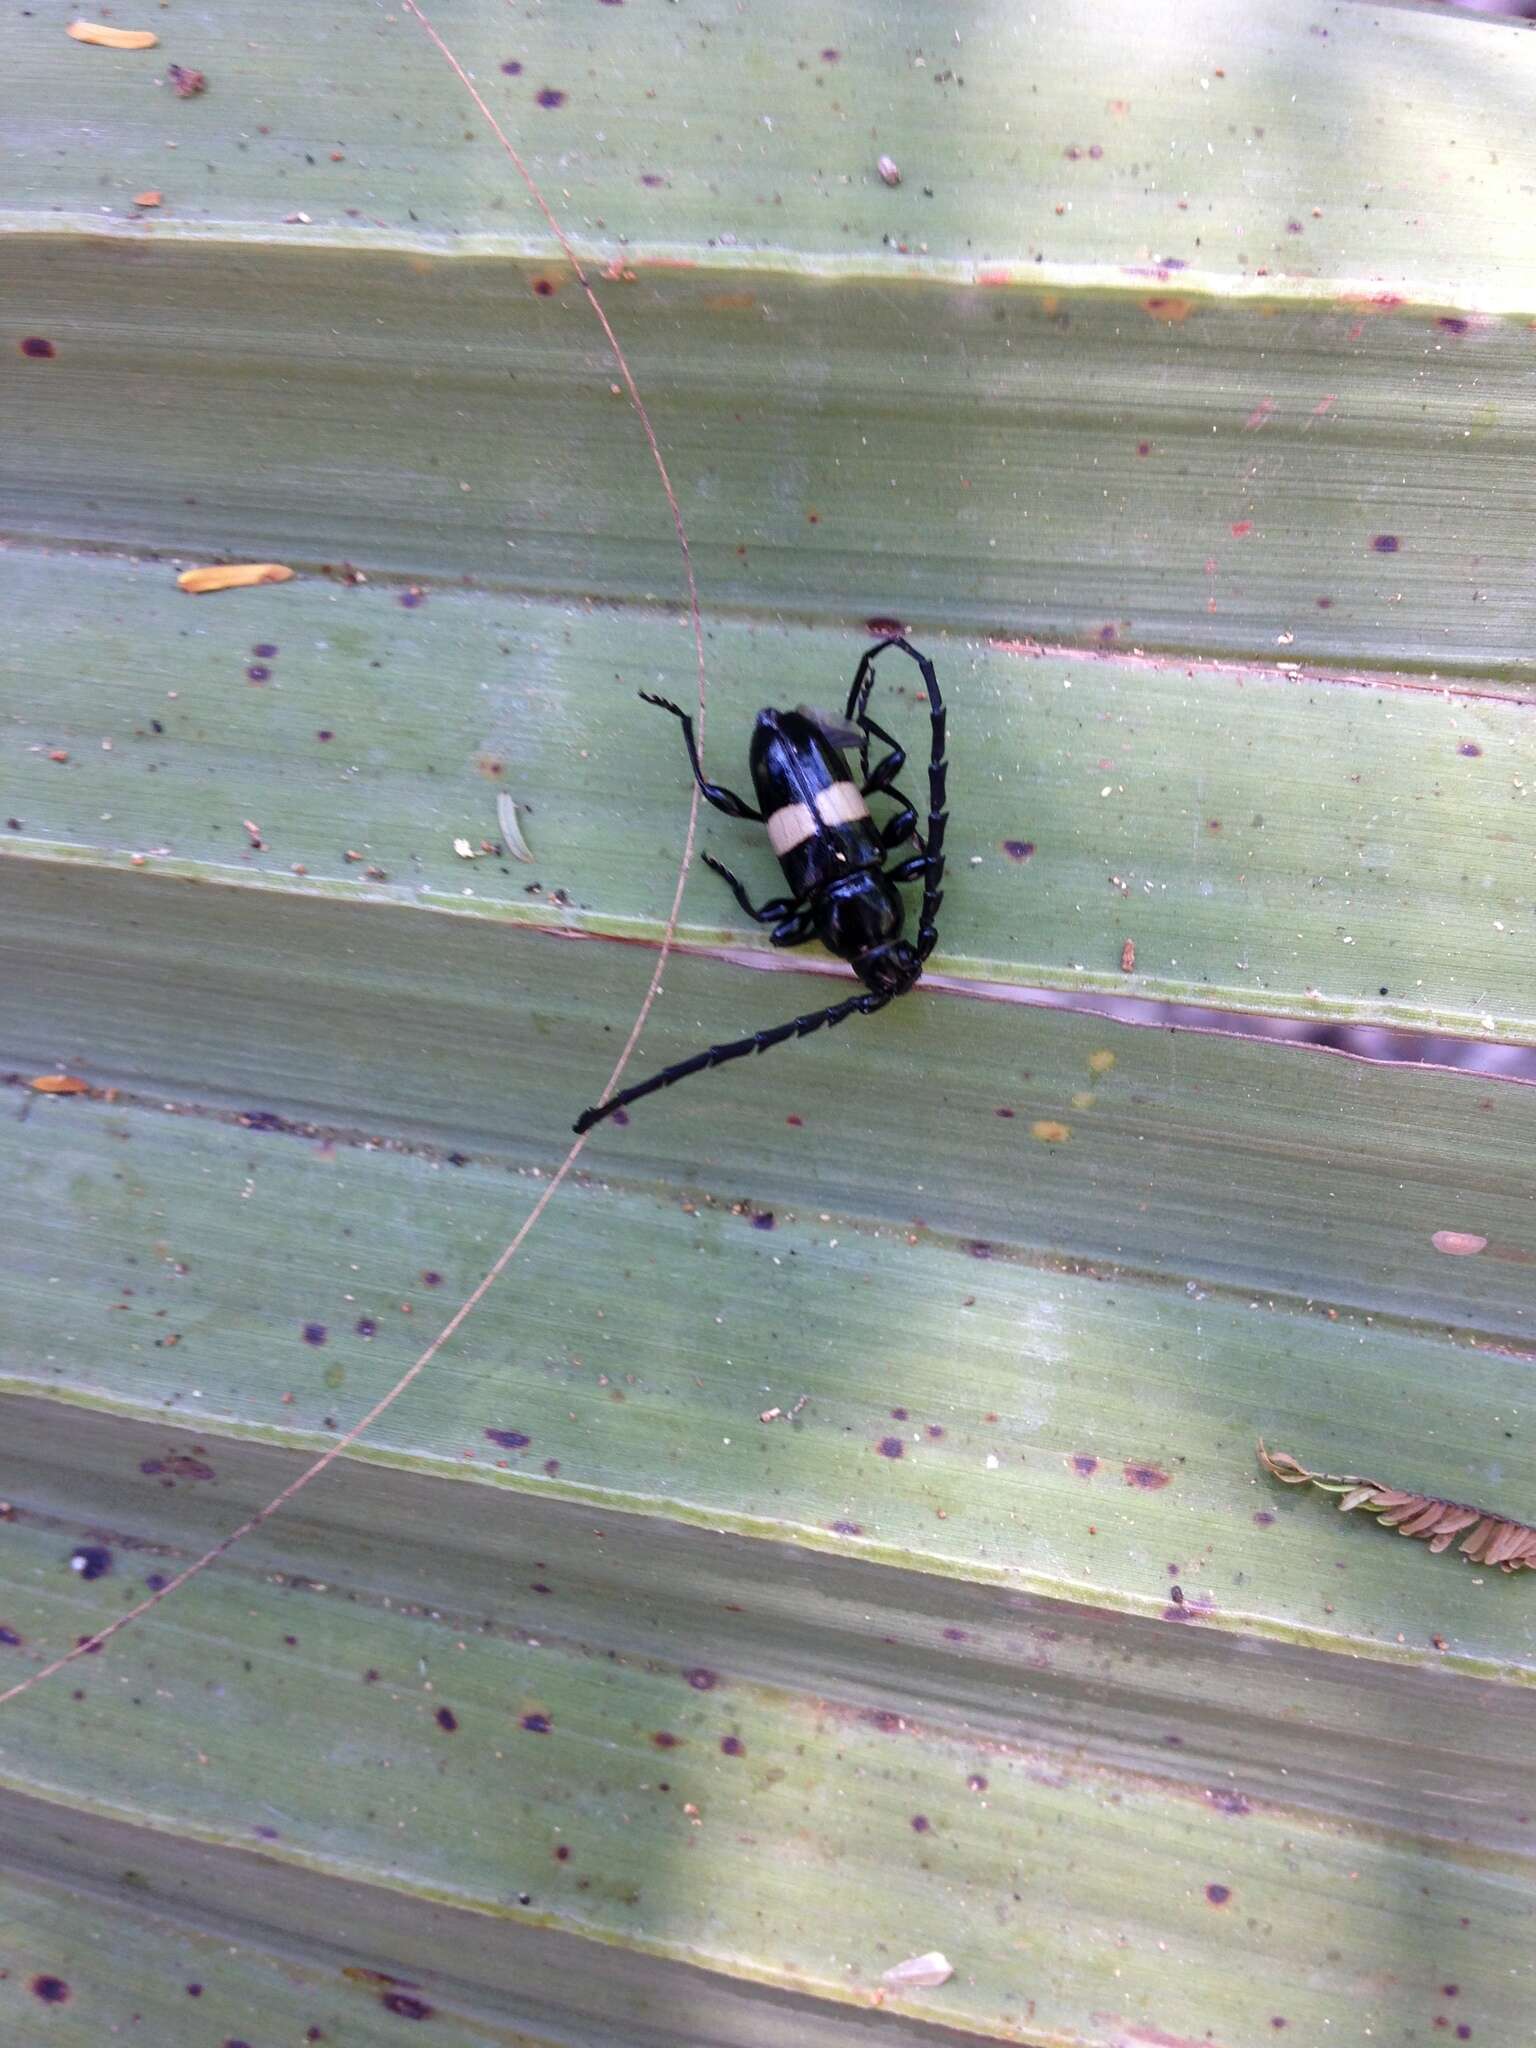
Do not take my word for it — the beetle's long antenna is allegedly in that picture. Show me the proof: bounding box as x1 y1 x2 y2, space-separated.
847 636 948 959
0 1 711 1711
576 990 892 1134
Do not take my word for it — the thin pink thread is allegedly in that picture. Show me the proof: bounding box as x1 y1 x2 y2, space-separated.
0 0 709 1712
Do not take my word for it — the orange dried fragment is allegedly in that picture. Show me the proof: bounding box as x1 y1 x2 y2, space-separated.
132 190 163 208
177 563 295 595
67 20 159 49
30 1075 90 1095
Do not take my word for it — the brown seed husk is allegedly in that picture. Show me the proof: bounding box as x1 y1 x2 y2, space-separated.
1257 1442 1536 1574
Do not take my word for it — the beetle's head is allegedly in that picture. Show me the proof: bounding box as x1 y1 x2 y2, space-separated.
855 939 922 997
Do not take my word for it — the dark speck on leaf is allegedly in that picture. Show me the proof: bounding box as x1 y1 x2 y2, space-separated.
911 1814 930 1832
252 643 278 659
486 1428 531 1450
447 1151 470 1166
1002 839 1035 861
1207 1788 1251 1815
187 1984 203 1997
751 1210 775 1230
1124 1461 1170 1490
1072 1454 1100 1477
685 1668 718 1691
382 1993 434 2021
533 278 555 297
891 1407 909 1421
30 1977 70 2004
501 59 523 74
543 1458 561 1475
965 1241 993 1260
967 1773 988 1792
995 1105 1015 1118
943 1626 966 1641
721 1734 745 1756
399 588 425 608
821 47 841 62
521 1712 551 1733
529 1582 552 1595
612 1108 629 1127
0 1625 21 1646
877 1436 904 1459
356 1316 377 1337
555 1844 571 1860
421 1270 443 1287
1459 743 1482 758
302 1322 327 1346
927 1424 945 1439
866 1709 902 1732
1205 1882 1231 1906
20 337 57 359
1253 1509 1275 1526
247 663 271 683
537 87 567 107
70 1545 112 1581
1437 316 1470 334
652 1730 681 1748
1371 533 1400 553
435 1706 458 1732
830 1519 862 1535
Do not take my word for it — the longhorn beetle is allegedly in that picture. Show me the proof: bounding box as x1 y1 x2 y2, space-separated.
575 635 947 1132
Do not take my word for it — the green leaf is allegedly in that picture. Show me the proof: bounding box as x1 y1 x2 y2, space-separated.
5 2 1536 2043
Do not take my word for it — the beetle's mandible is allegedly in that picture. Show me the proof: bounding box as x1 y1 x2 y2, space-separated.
574 635 947 1132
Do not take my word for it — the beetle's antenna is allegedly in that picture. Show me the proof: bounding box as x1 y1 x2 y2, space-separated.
576 989 892 1133
846 636 948 959
0 1 711 1711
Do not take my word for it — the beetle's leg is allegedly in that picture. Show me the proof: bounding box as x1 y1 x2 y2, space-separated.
887 851 934 884
855 711 906 797
639 692 761 821
842 638 948 960
702 851 799 925
877 800 919 853
768 906 818 948
574 988 891 1133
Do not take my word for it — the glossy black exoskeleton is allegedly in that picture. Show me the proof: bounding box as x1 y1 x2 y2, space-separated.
574 636 947 1132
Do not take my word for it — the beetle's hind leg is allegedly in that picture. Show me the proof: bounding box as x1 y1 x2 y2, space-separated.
639 692 761 821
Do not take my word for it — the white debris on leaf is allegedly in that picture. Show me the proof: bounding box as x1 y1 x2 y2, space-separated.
881 1952 953 1990
453 838 478 860
496 791 535 862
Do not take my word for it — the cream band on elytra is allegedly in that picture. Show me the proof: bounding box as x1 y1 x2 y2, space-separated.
765 781 869 857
